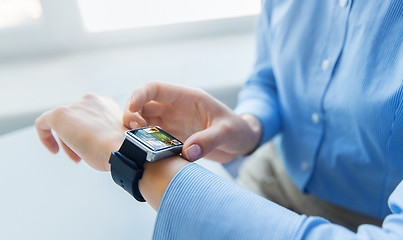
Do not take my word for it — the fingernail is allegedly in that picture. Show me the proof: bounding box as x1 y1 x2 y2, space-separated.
184 144 202 162
130 121 139 129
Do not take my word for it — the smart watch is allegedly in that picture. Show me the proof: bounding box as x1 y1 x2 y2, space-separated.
109 126 183 202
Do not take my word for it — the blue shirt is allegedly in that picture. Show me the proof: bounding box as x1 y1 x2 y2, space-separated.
154 164 403 239
236 0 403 219
153 0 403 238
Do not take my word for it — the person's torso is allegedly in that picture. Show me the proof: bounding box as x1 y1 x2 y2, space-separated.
266 0 403 219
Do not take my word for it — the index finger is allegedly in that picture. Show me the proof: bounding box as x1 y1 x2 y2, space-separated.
128 82 185 112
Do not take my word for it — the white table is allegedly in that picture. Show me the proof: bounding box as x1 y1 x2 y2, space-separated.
0 126 232 240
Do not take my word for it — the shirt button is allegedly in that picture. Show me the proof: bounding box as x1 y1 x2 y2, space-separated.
321 59 330 70
301 161 308 171
339 0 347 7
311 113 320 124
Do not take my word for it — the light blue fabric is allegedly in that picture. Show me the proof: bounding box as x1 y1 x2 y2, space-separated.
152 0 403 238
154 164 403 239
236 0 403 219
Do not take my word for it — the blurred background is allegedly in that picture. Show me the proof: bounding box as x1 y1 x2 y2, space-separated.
0 0 259 239
0 0 260 134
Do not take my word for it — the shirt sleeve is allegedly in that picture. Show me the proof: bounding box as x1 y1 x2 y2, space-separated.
235 0 281 145
302 180 403 240
153 163 403 240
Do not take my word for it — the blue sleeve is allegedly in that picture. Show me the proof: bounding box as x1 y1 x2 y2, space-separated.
153 163 403 240
302 181 403 240
153 163 305 239
235 0 281 145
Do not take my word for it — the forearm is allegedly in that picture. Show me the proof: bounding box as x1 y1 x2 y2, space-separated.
152 163 306 239
139 156 188 210
103 129 403 240
147 162 403 240
234 2 282 146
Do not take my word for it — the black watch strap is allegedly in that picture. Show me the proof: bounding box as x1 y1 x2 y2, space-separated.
109 139 147 202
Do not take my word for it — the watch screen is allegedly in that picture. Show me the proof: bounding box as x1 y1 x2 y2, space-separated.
129 127 182 151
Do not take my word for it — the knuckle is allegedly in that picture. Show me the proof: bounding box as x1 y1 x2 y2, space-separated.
81 93 98 100
51 105 70 120
145 81 160 89
34 117 42 127
191 88 208 102
193 88 216 104
53 105 69 115
219 121 232 136
194 87 207 96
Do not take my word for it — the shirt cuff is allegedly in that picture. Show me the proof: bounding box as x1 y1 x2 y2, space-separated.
153 163 305 239
235 84 281 146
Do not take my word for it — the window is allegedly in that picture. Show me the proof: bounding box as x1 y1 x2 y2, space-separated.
0 0 260 59
0 0 42 29
77 0 261 32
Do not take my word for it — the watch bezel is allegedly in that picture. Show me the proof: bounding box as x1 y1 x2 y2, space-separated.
124 127 183 162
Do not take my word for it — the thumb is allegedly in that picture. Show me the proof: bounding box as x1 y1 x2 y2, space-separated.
182 123 231 162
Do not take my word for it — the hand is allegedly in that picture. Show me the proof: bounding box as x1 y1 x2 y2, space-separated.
35 94 127 171
122 82 262 162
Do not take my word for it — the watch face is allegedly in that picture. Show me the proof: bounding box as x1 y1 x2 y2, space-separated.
128 127 183 151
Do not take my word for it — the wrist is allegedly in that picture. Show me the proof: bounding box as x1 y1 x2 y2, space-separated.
139 156 188 210
101 130 126 172
240 114 262 155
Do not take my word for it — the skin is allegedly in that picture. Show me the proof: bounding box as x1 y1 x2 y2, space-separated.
35 82 262 210
122 82 262 162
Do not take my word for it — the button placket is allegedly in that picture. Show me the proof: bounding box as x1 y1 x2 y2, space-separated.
321 59 330 71
339 0 347 7
311 113 320 124
301 161 308 171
